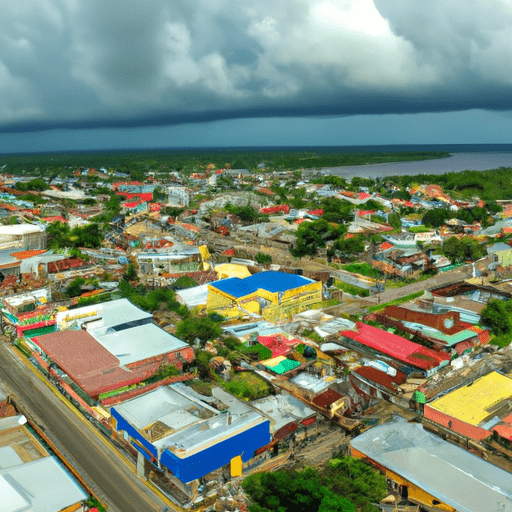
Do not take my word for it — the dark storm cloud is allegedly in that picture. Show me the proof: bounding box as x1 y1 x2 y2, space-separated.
1 0 512 132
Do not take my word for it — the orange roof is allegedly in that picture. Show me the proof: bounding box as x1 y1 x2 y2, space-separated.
379 241 394 251
11 250 47 260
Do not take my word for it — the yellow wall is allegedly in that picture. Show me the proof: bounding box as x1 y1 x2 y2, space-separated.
498 248 512 267
207 279 322 321
385 468 455 512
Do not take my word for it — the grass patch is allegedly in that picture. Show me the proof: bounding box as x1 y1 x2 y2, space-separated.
240 343 272 361
222 372 270 400
368 290 425 313
341 262 381 279
334 279 370 297
408 225 431 233
187 379 213 396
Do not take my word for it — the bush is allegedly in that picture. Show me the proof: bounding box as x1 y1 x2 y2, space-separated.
255 252 272 265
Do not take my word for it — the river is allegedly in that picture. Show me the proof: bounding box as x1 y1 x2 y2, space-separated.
322 151 512 179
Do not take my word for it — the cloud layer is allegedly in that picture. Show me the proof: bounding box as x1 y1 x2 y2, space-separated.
1 0 512 132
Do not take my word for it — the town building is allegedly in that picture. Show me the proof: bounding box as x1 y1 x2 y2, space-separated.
206 271 322 322
0 414 87 512
339 322 450 377
0 224 46 251
351 417 512 512
26 299 194 400
109 383 270 496
424 371 512 447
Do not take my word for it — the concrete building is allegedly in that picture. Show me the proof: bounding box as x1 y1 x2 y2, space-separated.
166 186 189 207
110 384 270 494
0 224 46 251
424 371 512 445
28 299 194 400
207 271 322 322
0 415 87 512
351 417 512 512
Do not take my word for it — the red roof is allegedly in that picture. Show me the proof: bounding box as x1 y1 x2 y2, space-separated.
340 322 450 371
312 388 344 408
307 209 323 216
118 192 153 202
358 192 371 200
123 200 142 209
42 216 67 223
11 249 47 260
257 334 299 358
358 210 376 217
222 248 235 256
31 330 151 398
352 365 406 390
378 241 394 251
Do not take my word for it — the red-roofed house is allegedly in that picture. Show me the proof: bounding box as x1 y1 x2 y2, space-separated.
257 334 300 358
339 322 450 376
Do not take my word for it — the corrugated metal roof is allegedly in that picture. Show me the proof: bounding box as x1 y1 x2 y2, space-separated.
312 388 344 408
252 392 316 432
90 323 188 366
351 418 512 512
428 371 512 426
211 271 315 298
340 322 450 371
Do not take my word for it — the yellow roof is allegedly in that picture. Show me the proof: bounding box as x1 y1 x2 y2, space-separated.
429 371 512 426
215 263 251 280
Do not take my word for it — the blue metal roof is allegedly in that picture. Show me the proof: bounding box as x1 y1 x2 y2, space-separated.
211 271 315 298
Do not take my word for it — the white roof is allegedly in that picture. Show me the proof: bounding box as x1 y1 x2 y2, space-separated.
92 298 153 330
112 385 217 431
91 322 188 365
0 475 29 512
351 418 512 512
0 446 23 469
176 284 209 307
0 224 44 235
1 456 87 512
251 393 315 432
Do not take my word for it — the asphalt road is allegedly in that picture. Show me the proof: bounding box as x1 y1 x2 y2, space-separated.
0 343 170 512
367 265 473 304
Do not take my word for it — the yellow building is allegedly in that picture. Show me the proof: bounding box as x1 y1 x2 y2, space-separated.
214 263 252 280
206 271 322 321
351 418 512 512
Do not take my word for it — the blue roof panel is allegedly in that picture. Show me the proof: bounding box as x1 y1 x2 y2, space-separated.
212 271 314 298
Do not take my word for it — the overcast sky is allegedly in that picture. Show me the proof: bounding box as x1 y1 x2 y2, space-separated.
1 0 512 152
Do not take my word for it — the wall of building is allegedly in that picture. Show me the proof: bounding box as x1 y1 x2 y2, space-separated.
159 419 271 484
423 405 491 441
384 306 461 334
350 447 456 512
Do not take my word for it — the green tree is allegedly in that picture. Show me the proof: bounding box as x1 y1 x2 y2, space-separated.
176 317 222 345
443 236 463 263
481 299 512 336
123 262 138 282
66 277 85 298
255 252 272 265
422 208 451 228
322 457 387 512
387 212 402 230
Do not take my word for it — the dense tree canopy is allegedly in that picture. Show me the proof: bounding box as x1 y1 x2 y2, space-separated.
481 299 512 336
175 317 222 345
242 467 355 512
243 458 386 512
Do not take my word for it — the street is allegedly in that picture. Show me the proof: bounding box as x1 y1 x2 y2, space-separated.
0 343 172 512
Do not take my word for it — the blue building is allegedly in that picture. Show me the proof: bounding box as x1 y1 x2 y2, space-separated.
110 383 271 491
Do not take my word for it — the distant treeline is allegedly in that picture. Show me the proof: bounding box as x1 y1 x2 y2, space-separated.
385 167 512 200
0 149 449 177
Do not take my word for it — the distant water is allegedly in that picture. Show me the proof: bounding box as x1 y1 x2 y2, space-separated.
312 144 512 179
